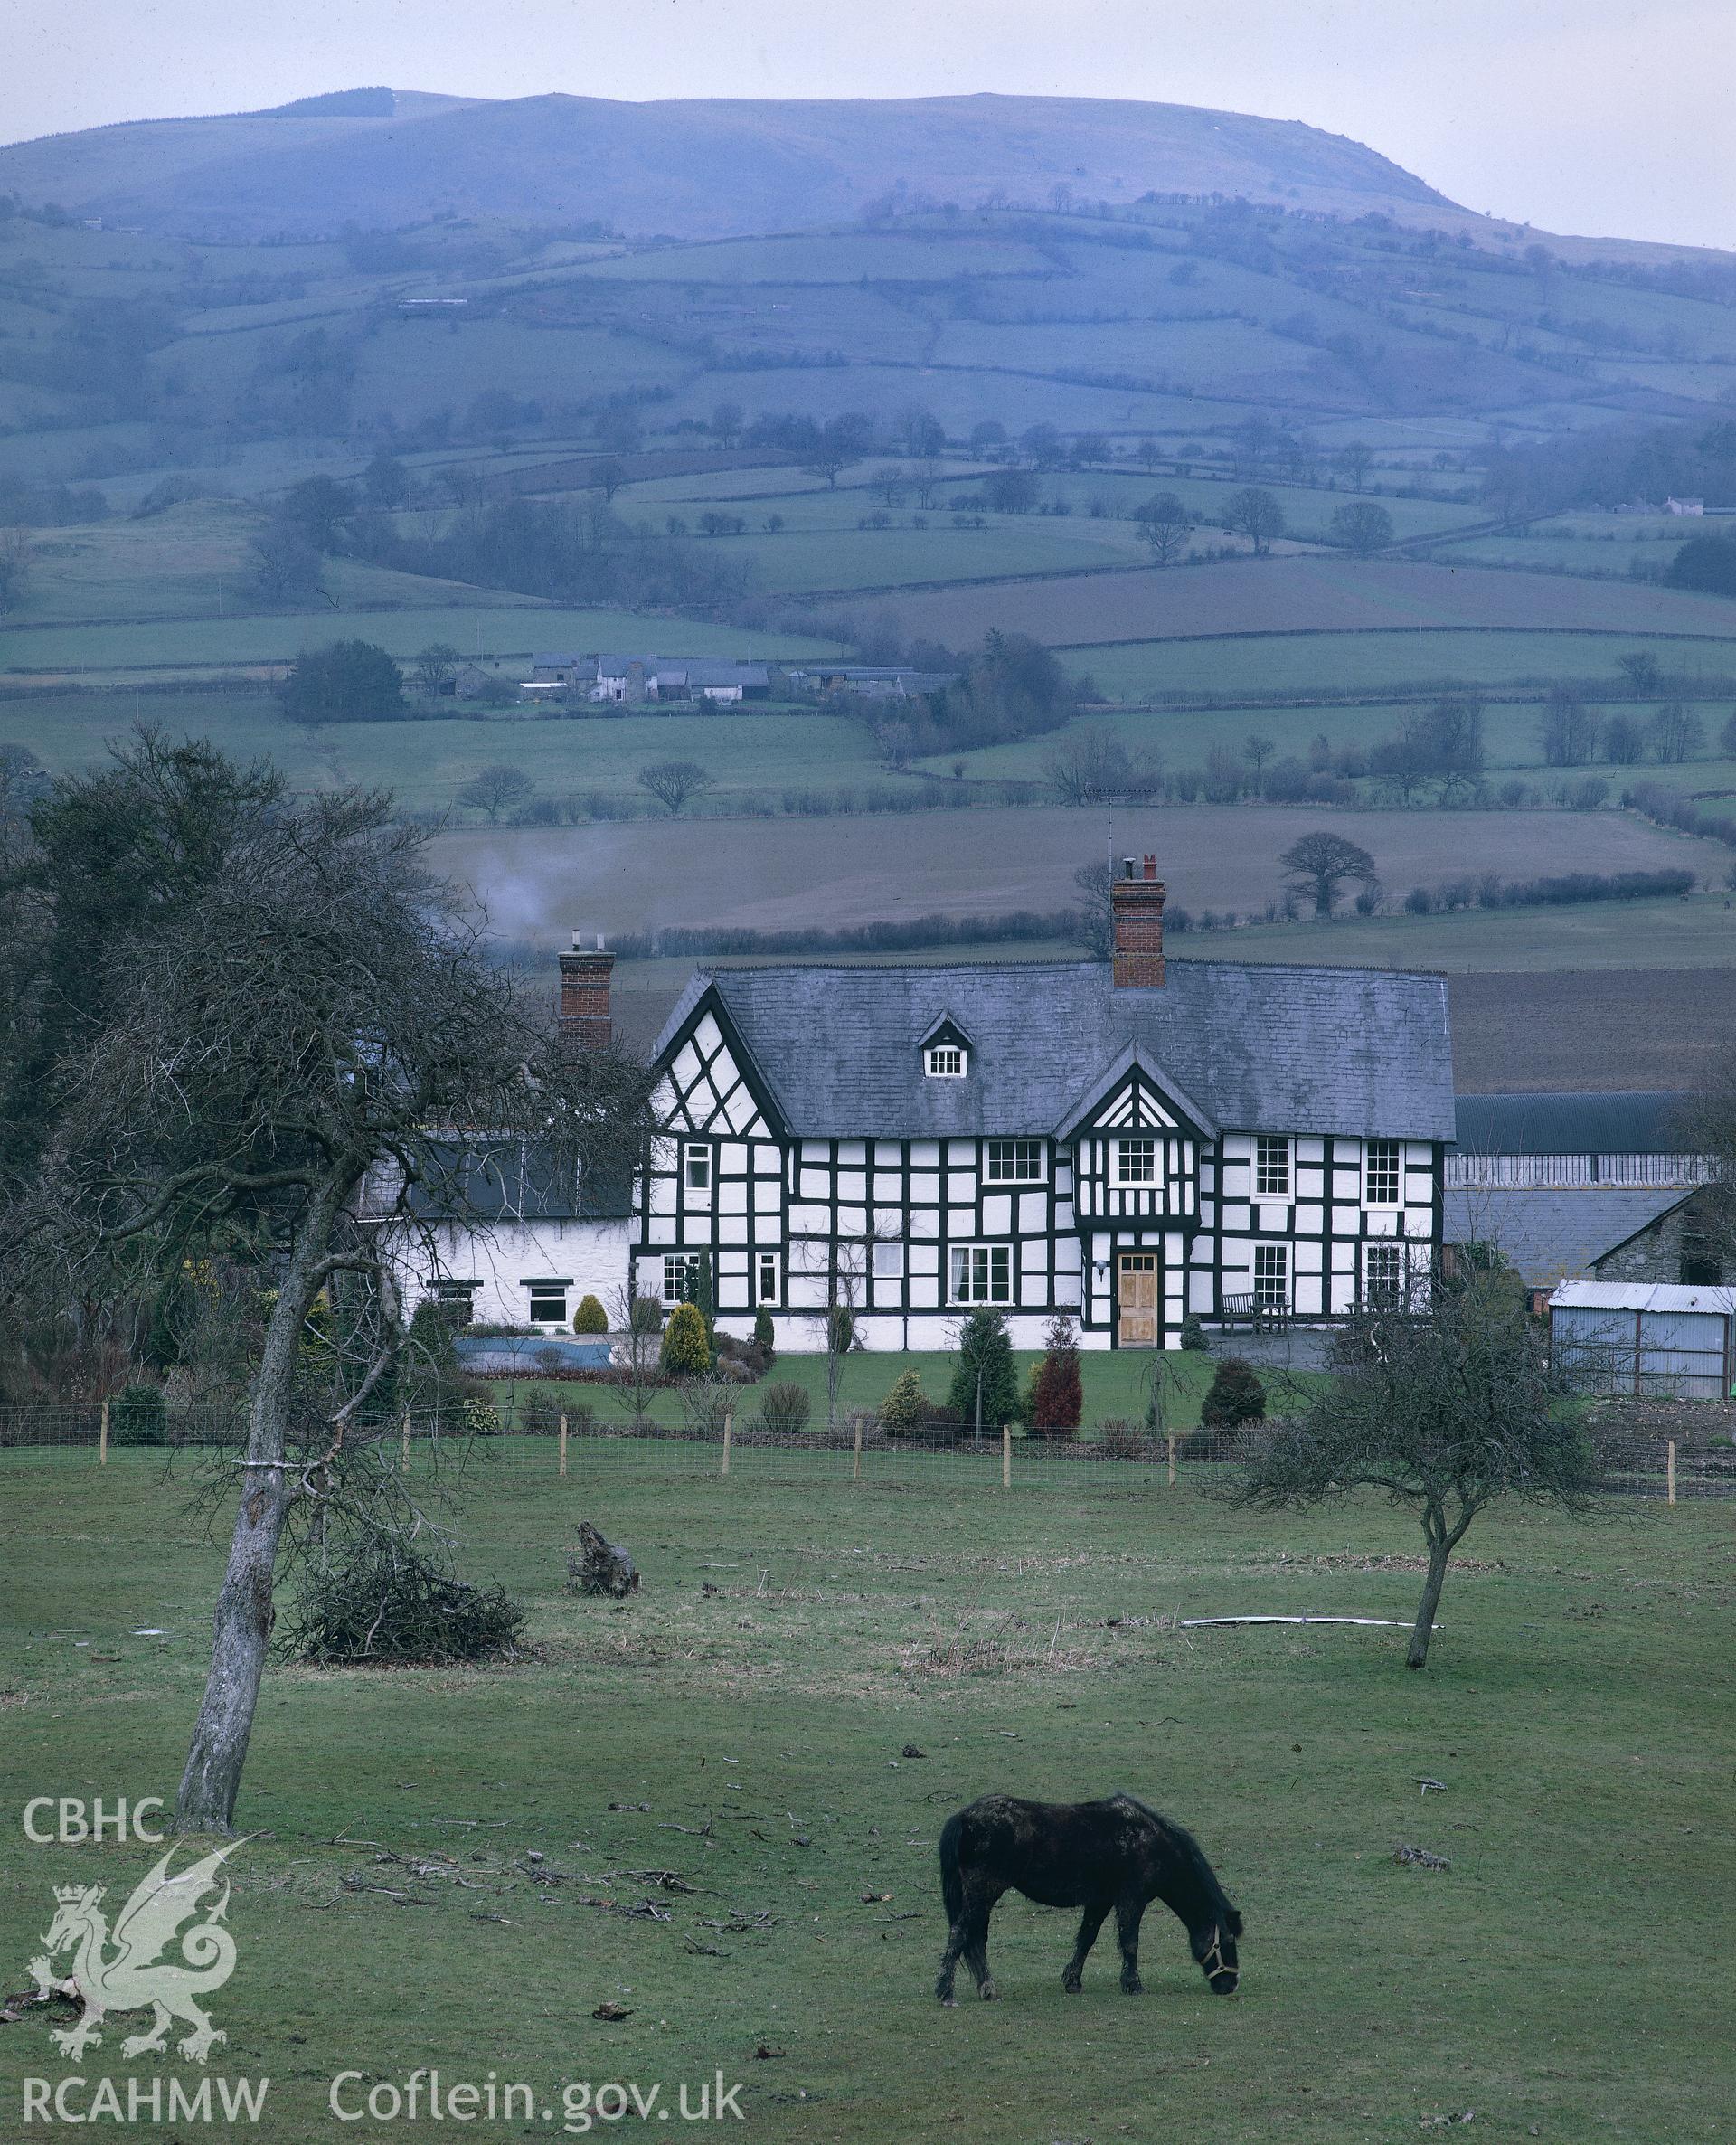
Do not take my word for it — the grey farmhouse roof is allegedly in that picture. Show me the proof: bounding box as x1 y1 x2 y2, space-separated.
1444 1185 1694 1287
657 959 1455 1142
1454 1091 1696 1156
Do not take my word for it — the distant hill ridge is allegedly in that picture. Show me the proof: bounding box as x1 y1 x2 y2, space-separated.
0 89 1456 241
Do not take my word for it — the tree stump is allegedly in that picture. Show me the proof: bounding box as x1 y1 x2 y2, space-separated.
566 1521 639 1598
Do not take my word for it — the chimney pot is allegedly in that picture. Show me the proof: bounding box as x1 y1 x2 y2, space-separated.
1109 855 1166 987
558 933 615 1051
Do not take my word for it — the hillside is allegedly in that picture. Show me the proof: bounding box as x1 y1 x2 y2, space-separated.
0 90 1455 241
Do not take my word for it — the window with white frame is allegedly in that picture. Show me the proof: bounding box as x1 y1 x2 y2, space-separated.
1113 1136 1156 1186
949 1244 1012 1303
683 1142 712 1196
872 1241 905 1279
1363 1242 1404 1307
662 1252 703 1307
1253 1243 1288 1309
756 1251 779 1304
1364 1139 1401 1206
1254 1134 1291 1198
985 1138 1043 1183
524 1280 571 1326
925 1044 966 1078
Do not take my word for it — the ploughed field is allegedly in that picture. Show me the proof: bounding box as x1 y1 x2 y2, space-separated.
432 804 1717 945
1 1457 1731 2143
820 554 1736 652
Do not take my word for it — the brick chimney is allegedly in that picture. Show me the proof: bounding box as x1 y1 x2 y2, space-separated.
559 932 614 1050
1110 855 1165 987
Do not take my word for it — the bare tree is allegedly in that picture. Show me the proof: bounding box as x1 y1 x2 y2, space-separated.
0 526 33 615
249 520 322 604
1233 1277 1603 1668
1616 650 1663 699
1647 703 1703 763
1332 442 1373 490
1278 830 1379 918
637 760 714 816
1538 687 1599 768
1133 493 1190 566
458 763 536 822
1242 734 1277 789
1223 487 1286 556
1329 502 1393 556
1046 732 1163 804
412 642 462 700
3 745 650 1828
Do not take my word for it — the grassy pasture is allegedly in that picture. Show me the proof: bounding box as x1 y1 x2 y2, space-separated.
1 1458 1730 2143
567 230 1058 284
1075 631 1736 702
0 609 842 681
7 503 517 628
1203 889 1736 972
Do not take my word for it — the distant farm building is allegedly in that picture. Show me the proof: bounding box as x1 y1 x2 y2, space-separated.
1444 1091 1721 1302
525 653 769 704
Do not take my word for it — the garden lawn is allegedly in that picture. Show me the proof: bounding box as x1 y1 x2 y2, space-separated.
1 1458 1731 2143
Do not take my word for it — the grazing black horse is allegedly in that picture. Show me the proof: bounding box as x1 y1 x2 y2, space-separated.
936 1792 1242 2004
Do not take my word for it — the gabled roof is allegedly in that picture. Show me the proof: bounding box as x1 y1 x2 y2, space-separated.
1444 1184 1696 1287
1454 1091 1696 1156
653 959 1454 1142
1052 1042 1218 1144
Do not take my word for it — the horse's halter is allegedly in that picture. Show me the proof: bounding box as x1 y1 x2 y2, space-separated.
1198 1928 1237 1983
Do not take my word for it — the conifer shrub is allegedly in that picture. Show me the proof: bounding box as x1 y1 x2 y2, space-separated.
1027 1313 1083 1437
111 1383 167 1447
1200 1356 1266 1429
659 1302 711 1377
573 1294 609 1334
879 1367 929 1436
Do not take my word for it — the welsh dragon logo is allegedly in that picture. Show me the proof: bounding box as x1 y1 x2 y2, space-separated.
29 1840 243 2065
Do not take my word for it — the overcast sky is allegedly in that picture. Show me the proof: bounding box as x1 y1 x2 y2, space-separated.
6 0 1732 250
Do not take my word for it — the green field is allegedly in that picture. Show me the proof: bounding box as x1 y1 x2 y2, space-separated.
0 609 841 681
1078 630 1736 702
2 1452 1730 2142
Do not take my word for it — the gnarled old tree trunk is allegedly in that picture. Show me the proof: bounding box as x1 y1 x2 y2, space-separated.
175 1168 356 1833
567 1521 639 1599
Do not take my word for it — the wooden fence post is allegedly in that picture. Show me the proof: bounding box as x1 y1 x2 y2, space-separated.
99 1399 108 1468
1167 1432 1175 1487
853 1414 863 1481
1667 1439 1676 1506
722 1409 732 1477
1002 1423 1011 1489
559 1413 569 1479
401 1413 410 1476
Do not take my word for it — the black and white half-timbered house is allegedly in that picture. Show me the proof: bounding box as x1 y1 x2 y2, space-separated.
634 859 1454 1351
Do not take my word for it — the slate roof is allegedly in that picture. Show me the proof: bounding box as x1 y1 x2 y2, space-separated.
656 959 1455 1142
1454 1091 1696 1156
1443 1185 1695 1287
403 1139 632 1223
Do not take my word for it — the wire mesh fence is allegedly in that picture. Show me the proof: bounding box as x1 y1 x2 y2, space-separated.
1 1401 1730 1498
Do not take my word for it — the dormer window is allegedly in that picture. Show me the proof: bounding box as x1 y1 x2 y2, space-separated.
920 1012 971 1078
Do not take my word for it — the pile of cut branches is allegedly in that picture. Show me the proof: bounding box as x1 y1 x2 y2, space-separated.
280 1538 527 1665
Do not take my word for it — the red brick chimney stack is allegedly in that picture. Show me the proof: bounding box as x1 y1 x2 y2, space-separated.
559 932 615 1050
1110 854 1165 987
